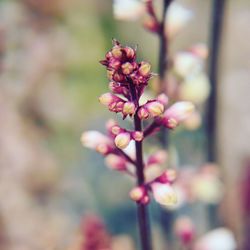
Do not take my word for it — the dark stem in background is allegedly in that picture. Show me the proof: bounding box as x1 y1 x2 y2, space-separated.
157 0 174 246
158 0 172 147
207 0 226 162
206 0 226 228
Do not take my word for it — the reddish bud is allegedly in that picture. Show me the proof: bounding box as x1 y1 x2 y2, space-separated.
111 46 123 59
145 101 164 117
147 150 168 166
124 46 136 60
111 125 123 135
138 107 150 120
143 16 160 33
131 131 144 141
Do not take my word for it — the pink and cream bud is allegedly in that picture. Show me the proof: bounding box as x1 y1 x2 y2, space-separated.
131 131 144 141
157 169 177 184
138 61 151 77
174 216 195 245
163 102 194 128
105 154 127 171
123 102 136 116
145 101 164 117
81 131 113 155
130 186 147 202
99 93 121 106
157 93 169 106
114 132 131 149
151 183 178 207
121 62 134 75
147 150 168 166
138 107 150 120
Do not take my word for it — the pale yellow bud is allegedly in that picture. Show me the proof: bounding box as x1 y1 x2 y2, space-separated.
130 187 145 201
115 132 131 149
146 101 164 117
99 93 114 106
111 47 123 59
132 131 144 141
139 62 151 77
123 102 136 115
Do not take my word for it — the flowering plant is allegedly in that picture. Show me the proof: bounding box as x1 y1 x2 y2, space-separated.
81 39 194 249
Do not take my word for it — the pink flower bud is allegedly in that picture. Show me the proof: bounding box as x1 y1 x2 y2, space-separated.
138 107 150 120
174 216 195 245
162 102 194 128
138 61 151 77
123 102 136 115
81 131 113 155
157 169 177 183
147 150 168 166
145 101 164 117
151 183 178 207
99 93 121 106
130 186 146 202
131 131 144 141
124 46 136 60
111 125 123 135
111 46 123 59
109 58 121 70
113 71 125 82
143 16 160 33
114 132 131 149
105 154 127 171
141 195 150 205
121 62 134 75
156 93 169 106
106 119 118 131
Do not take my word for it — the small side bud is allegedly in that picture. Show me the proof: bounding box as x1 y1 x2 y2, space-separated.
158 169 177 183
99 93 118 106
147 150 168 166
121 62 134 75
111 46 123 59
123 102 136 115
105 154 127 171
132 131 144 142
157 93 169 106
130 186 146 202
138 107 150 120
138 61 151 77
143 16 160 33
124 46 136 60
146 101 164 117
111 125 123 135
114 132 131 149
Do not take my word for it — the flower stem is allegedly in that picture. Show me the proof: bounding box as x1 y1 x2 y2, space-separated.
134 112 152 250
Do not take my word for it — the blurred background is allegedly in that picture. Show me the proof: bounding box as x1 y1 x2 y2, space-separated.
0 0 249 249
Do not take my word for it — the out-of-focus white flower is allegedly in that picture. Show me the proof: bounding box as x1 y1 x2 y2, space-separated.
165 2 193 38
113 0 145 21
81 131 111 150
194 228 237 250
183 111 202 130
192 171 223 204
174 52 203 78
152 183 178 207
145 164 163 183
179 73 210 104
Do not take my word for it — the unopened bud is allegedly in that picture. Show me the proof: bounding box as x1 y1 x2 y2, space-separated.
121 62 134 75
138 107 150 119
114 132 131 149
158 169 177 183
146 101 164 117
147 150 168 166
143 16 160 33
99 93 117 106
111 125 123 135
157 93 169 106
123 102 136 115
132 131 144 141
130 186 146 202
105 154 127 171
124 46 135 60
111 46 123 59
139 61 151 77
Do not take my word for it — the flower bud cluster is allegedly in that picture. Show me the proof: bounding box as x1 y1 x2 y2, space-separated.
130 169 178 207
